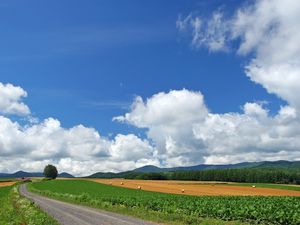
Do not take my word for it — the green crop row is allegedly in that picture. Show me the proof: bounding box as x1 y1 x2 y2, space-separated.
29 180 300 225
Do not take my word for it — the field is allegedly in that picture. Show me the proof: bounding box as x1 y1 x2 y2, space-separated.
29 179 300 225
87 178 300 196
0 181 16 187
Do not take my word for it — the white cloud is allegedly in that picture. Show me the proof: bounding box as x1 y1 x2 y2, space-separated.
114 90 209 167
110 134 155 161
0 82 30 115
0 83 162 176
177 0 300 112
0 113 157 176
118 90 300 166
1 85 300 175
1 0 300 175
177 10 230 52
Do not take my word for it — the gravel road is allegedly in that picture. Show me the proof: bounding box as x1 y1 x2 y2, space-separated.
19 184 157 225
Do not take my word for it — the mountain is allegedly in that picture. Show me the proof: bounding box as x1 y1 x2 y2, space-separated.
254 160 300 170
88 160 300 178
0 171 74 178
133 162 263 173
134 165 166 173
58 172 74 178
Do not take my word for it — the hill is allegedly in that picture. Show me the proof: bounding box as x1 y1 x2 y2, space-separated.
0 171 74 178
58 172 74 178
88 160 300 178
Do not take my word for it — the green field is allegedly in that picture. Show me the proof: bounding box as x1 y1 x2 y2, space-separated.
0 178 15 182
0 184 58 225
226 183 300 191
29 180 300 225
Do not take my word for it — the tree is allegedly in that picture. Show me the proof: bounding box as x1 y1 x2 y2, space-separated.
43 164 58 179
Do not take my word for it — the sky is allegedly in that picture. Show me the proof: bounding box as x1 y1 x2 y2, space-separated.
0 0 300 176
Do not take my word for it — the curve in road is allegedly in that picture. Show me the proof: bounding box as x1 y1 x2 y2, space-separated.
19 184 157 225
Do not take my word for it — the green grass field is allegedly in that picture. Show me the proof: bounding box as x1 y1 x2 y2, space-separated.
226 183 300 191
0 178 15 182
29 180 300 225
0 184 58 225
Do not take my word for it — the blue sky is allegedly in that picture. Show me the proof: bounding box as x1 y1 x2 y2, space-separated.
0 0 284 135
1 0 299 175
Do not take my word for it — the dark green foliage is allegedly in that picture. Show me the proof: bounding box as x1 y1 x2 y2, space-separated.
30 180 300 225
169 168 300 184
88 171 141 179
135 172 168 180
43 164 58 179
88 168 300 184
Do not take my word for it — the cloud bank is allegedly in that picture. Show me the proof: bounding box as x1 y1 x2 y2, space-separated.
1 0 300 176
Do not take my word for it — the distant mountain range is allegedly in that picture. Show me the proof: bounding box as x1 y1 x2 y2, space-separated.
88 160 300 178
2 160 299 179
0 171 74 178
134 160 300 172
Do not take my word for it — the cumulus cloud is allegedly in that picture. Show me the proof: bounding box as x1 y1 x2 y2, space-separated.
170 0 300 164
116 90 300 166
0 86 157 176
2 87 300 175
114 90 209 167
0 115 158 176
177 0 300 112
0 82 30 115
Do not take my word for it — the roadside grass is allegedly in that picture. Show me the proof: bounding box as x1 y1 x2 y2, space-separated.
0 184 58 225
29 180 300 225
224 183 300 191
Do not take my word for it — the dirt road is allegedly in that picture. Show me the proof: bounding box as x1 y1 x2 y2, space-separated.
19 184 156 225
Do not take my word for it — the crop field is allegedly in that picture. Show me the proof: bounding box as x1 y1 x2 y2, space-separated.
29 179 300 225
86 178 300 196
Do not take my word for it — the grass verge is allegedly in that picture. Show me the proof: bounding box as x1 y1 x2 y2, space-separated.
0 184 59 225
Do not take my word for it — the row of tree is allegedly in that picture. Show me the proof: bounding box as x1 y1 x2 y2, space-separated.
121 168 300 184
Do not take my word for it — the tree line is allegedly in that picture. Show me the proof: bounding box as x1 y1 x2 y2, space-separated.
119 168 300 184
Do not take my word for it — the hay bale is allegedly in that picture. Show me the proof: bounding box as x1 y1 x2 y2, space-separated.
181 189 185 193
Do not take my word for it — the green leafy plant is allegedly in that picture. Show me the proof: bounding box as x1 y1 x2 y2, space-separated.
30 180 300 225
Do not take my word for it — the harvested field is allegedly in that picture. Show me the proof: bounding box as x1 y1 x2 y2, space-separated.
0 181 16 187
87 178 300 196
